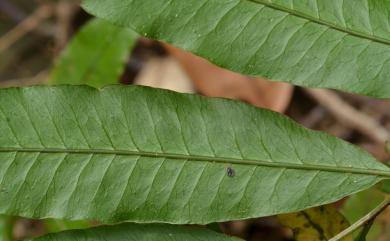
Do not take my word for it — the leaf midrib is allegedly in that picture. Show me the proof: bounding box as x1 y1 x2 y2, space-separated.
2 147 390 178
248 0 390 46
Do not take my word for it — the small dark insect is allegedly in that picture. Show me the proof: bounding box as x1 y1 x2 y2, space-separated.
226 167 235 177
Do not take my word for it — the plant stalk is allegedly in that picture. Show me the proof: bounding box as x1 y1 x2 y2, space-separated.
329 197 390 241
356 218 375 241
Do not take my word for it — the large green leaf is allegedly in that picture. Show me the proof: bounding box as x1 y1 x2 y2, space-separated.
49 19 138 87
29 223 242 241
82 0 390 98
0 85 389 224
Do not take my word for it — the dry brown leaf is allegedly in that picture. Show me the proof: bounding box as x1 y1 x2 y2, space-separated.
165 44 293 113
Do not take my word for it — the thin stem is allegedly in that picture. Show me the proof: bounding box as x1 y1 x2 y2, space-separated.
356 219 375 241
329 197 390 241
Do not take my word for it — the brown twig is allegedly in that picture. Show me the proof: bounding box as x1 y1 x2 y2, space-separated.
53 1 78 52
0 4 53 53
304 88 390 143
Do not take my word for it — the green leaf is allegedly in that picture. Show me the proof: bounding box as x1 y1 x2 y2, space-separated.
82 0 390 98
43 219 92 234
28 223 242 241
0 215 13 241
0 85 389 224
49 18 138 88
381 179 390 194
379 163 390 195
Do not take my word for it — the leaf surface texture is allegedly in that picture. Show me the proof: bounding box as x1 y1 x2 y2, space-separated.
49 19 138 87
82 0 390 97
29 223 242 241
0 85 388 223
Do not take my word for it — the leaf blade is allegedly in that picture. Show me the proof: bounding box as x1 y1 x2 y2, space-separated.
29 223 243 241
81 0 390 97
0 215 13 241
0 85 389 224
49 18 138 87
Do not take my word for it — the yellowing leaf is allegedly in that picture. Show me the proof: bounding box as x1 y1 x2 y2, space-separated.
278 205 352 241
